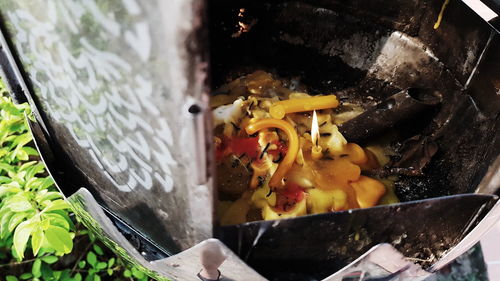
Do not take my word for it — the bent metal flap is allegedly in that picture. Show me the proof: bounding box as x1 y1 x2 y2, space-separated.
0 0 213 255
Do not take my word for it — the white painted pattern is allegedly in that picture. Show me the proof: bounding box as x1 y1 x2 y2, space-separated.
3 0 178 195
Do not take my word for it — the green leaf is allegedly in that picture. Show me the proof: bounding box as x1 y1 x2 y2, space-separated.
40 262 54 279
22 162 45 181
36 191 62 202
97 262 107 270
74 273 82 281
41 255 58 264
0 175 13 184
87 251 97 267
0 162 15 173
14 148 29 161
10 171 26 186
59 270 72 281
107 257 115 268
8 212 28 232
32 258 42 278
50 210 75 230
42 199 70 213
18 161 37 171
6 193 33 212
25 176 54 191
107 269 113 276
1 181 21 190
39 176 55 190
0 184 21 197
6 121 24 133
123 269 132 278
40 218 50 230
25 177 50 191
78 260 86 269
11 133 31 149
31 226 44 256
85 273 94 281
2 100 24 115
44 225 73 254
132 267 145 278
0 210 14 238
37 248 48 257
13 220 35 259
6 276 18 281
43 212 70 230
19 273 33 280
21 146 39 156
93 244 104 255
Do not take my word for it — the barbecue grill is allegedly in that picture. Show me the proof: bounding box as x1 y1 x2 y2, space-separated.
0 0 499 280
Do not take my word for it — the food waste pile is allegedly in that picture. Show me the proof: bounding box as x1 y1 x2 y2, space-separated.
213 71 400 225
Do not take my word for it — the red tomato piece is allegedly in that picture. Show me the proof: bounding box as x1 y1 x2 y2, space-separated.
275 183 305 212
230 136 261 160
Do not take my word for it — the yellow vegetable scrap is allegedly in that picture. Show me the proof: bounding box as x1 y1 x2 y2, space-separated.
434 0 450 29
307 189 348 214
269 95 339 119
351 176 386 208
213 71 396 225
245 119 299 189
220 194 251 226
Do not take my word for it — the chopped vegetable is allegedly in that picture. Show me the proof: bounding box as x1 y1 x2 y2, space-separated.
215 71 392 225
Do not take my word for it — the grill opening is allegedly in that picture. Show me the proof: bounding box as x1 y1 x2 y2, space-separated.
208 1 499 280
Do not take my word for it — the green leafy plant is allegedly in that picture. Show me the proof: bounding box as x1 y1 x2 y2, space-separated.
0 94 74 261
4 232 150 281
0 83 157 280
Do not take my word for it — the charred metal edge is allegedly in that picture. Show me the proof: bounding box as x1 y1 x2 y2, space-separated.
323 244 430 281
476 155 500 195
216 194 498 280
430 199 500 271
101 205 170 261
465 31 496 89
